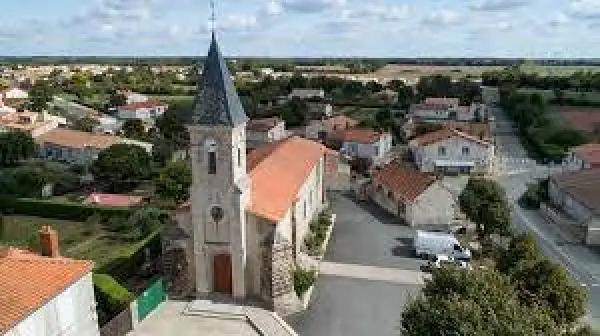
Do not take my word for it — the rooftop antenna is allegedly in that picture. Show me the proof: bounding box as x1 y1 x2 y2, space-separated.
210 0 217 33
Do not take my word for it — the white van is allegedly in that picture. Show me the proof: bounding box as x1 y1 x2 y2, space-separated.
414 230 472 261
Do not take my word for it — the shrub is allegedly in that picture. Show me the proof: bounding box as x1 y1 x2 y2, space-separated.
294 268 317 297
93 273 134 315
0 196 132 221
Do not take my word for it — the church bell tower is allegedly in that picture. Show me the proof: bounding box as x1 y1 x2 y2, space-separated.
187 32 250 298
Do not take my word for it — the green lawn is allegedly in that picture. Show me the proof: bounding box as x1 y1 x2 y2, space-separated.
339 106 379 123
0 215 153 269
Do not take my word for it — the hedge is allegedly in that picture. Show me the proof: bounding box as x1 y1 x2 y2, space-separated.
93 273 135 315
0 195 133 221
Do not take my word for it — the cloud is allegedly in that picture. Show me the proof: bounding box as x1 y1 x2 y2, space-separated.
548 13 570 27
220 14 259 31
281 0 346 14
422 10 462 26
348 4 411 21
569 0 600 19
263 0 283 16
469 0 529 11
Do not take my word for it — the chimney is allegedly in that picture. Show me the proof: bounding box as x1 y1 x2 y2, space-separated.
39 226 60 258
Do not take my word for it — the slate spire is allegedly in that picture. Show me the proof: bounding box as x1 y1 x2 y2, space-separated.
191 33 248 126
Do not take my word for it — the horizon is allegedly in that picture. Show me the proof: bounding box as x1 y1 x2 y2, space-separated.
0 0 599 58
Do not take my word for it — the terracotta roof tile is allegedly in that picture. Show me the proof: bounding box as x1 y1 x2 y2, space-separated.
119 99 166 111
36 128 120 150
84 193 146 207
373 162 436 202
247 137 327 222
0 249 93 333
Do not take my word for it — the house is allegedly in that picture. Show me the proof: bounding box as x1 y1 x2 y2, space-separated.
409 127 494 175
0 87 28 106
563 144 600 171
246 117 287 149
36 128 152 165
333 128 393 165
162 34 330 315
306 102 333 119
84 193 147 207
289 88 325 100
548 169 600 245
94 115 124 135
410 97 486 124
305 115 359 141
123 91 150 105
117 100 168 121
370 161 456 227
0 110 59 137
0 226 99 336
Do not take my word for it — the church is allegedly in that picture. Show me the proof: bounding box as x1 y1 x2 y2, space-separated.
162 33 330 314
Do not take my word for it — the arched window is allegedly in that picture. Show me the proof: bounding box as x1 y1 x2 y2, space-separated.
387 191 394 200
205 139 217 175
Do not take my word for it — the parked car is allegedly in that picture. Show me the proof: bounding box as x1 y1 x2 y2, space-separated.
414 230 472 261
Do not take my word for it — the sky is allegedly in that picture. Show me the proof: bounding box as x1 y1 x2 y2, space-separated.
0 0 599 58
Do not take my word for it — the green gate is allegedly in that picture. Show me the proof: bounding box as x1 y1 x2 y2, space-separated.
136 278 166 321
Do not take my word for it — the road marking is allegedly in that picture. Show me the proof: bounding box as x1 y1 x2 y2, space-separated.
319 261 429 285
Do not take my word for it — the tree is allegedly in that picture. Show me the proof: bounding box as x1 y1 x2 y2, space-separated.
512 258 587 326
108 91 127 108
121 119 146 139
120 207 167 239
91 144 151 192
496 233 543 273
0 131 37 167
72 116 100 133
402 267 559 336
155 160 192 204
279 97 307 127
459 178 511 238
28 80 55 112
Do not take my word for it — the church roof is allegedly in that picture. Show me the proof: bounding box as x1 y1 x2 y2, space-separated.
247 137 328 222
191 33 248 127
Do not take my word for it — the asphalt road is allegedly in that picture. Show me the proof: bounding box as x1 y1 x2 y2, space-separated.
288 194 424 336
491 106 600 329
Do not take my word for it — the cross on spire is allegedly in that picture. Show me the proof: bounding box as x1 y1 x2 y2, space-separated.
210 0 217 33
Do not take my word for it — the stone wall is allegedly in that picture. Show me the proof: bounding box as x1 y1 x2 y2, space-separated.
262 236 302 316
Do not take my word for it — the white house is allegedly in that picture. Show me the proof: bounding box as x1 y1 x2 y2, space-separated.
1 87 28 100
335 128 393 165
410 127 494 175
563 144 600 171
371 161 456 227
246 117 287 149
162 35 329 315
305 115 359 141
1 227 99 336
124 91 149 105
117 100 168 120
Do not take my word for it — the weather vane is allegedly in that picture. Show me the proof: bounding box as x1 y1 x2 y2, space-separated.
210 0 217 32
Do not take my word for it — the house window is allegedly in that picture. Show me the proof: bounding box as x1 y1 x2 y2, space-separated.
375 145 380 156
438 146 447 156
303 201 307 219
387 191 394 200
462 147 470 155
238 148 242 167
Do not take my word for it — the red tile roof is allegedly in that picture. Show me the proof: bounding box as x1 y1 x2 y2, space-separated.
0 249 93 333
551 169 600 214
373 162 436 202
333 128 388 144
247 137 328 222
411 127 491 147
119 99 166 111
84 193 146 207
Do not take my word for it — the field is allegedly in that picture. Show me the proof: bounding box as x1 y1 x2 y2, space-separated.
373 64 600 82
0 215 154 269
552 106 600 133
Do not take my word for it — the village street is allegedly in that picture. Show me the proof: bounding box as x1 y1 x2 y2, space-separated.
288 193 426 336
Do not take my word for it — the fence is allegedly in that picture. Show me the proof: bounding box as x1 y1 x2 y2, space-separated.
100 277 167 336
